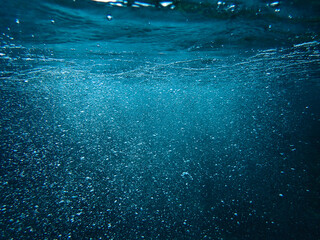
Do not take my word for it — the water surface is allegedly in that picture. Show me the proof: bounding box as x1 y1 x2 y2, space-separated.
0 0 319 239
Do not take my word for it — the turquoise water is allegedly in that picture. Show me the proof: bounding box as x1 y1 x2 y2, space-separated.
0 0 320 239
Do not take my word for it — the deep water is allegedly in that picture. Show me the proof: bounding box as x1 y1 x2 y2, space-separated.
0 0 320 239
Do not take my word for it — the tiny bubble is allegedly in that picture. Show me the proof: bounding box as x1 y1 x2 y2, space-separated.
106 15 113 21
270 1 280 7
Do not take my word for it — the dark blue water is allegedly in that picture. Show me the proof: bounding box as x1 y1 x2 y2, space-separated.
1 0 319 239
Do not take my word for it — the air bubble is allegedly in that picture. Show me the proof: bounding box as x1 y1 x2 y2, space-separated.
106 15 113 21
270 2 280 7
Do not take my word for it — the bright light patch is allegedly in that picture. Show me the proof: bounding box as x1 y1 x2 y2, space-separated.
134 1 154 7
160 1 173 7
92 0 119 3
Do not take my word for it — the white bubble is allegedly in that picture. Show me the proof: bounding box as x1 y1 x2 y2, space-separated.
270 2 280 7
106 15 113 21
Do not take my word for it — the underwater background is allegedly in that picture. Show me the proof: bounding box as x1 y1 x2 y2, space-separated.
0 0 319 239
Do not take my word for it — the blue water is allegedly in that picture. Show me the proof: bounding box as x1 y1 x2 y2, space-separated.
0 0 320 239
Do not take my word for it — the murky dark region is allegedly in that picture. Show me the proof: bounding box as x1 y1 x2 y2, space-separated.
0 0 319 239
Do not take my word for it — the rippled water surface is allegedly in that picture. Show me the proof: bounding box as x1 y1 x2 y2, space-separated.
0 0 319 239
